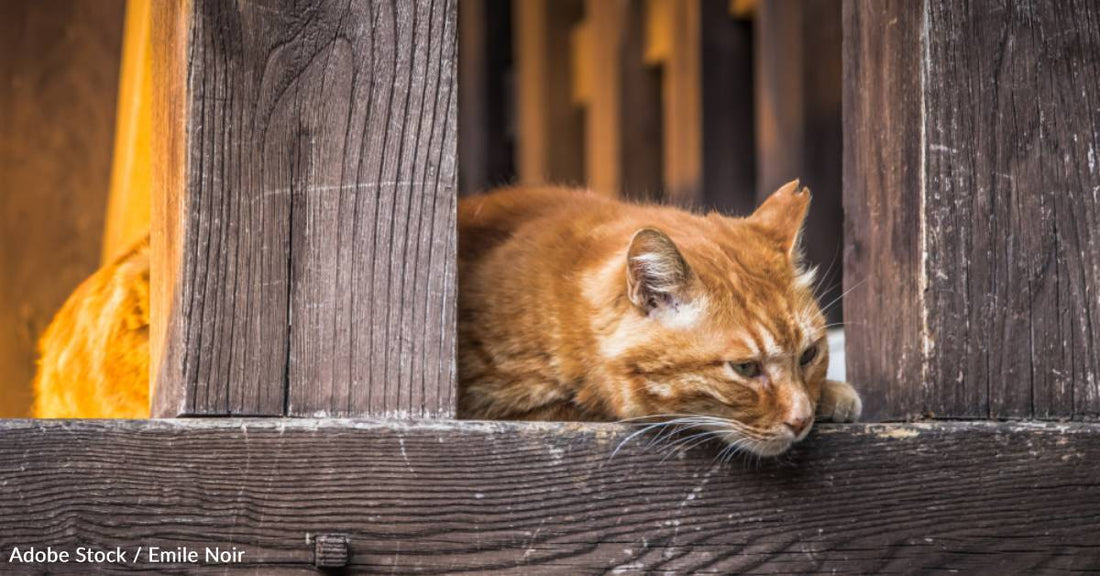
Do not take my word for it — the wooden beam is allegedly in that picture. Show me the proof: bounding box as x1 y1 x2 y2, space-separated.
2 419 1099 573
843 0 1100 421
755 0 843 322
0 0 125 417
151 0 458 418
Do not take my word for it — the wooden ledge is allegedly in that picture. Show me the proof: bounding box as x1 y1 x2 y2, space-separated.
1 419 1098 573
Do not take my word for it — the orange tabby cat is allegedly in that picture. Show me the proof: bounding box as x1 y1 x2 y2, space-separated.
34 181 860 456
34 237 150 418
458 181 861 455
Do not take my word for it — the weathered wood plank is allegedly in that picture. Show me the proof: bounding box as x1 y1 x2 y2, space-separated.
2 419 1098 574
151 0 459 418
0 0 125 417
843 0 1100 420
842 0 925 421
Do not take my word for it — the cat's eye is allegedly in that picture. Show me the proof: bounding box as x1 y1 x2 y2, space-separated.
729 361 762 379
799 345 819 367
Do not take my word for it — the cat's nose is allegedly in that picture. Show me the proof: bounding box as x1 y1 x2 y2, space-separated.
784 416 809 437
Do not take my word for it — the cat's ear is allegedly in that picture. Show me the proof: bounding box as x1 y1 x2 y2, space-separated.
626 228 691 312
750 179 810 257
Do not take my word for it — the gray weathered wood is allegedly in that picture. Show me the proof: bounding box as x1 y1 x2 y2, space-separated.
844 0 1100 421
2 419 1099 574
151 0 458 418
0 0 125 417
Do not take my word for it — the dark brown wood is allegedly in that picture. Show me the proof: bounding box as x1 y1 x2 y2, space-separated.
844 0 1100 421
618 0 664 202
755 0 843 322
513 0 585 187
2 419 1099 574
151 0 459 418
459 0 514 196
700 0 756 215
0 0 125 417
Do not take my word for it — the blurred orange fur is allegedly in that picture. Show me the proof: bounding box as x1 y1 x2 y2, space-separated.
33 237 150 418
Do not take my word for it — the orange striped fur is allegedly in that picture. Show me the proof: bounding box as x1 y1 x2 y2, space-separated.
458 181 861 455
33 237 150 418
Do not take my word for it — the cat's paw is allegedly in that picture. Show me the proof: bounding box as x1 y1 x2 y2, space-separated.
816 380 862 422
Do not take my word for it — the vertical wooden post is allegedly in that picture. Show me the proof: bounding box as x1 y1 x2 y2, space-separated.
647 0 703 204
755 0 843 321
459 0 513 196
645 0 755 209
844 0 1100 421
103 0 153 264
152 0 458 418
513 0 585 187
699 0 755 214
574 0 663 200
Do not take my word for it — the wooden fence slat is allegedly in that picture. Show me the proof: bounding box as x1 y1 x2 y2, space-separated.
755 0 843 323
2 419 1099 574
458 0 514 196
843 0 1100 421
151 0 458 418
513 0 585 187
575 0 663 201
700 0 755 215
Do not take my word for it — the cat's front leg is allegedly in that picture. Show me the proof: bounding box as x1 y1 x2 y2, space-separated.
816 380 862 422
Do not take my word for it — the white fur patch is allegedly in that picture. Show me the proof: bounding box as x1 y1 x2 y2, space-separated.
793 266 818 291
650 295 707 329
754 324 783 357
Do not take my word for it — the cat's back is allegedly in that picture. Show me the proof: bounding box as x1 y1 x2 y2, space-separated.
33 236 150 418
458 186 618 263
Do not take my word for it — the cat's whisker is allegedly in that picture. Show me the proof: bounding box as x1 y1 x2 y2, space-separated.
819 277 868 315
658 430 722 462
609 416 718 460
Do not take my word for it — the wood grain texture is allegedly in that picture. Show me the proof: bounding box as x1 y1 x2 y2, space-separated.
152 0 459 418
0 0 125 418
1 419 1099 574
843 0 925 421
844 0 1100 421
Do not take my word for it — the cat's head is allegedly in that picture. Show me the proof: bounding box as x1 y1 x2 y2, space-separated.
595 180 827 457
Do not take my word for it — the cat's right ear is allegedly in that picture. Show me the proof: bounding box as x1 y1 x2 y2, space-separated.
626 228 691 313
